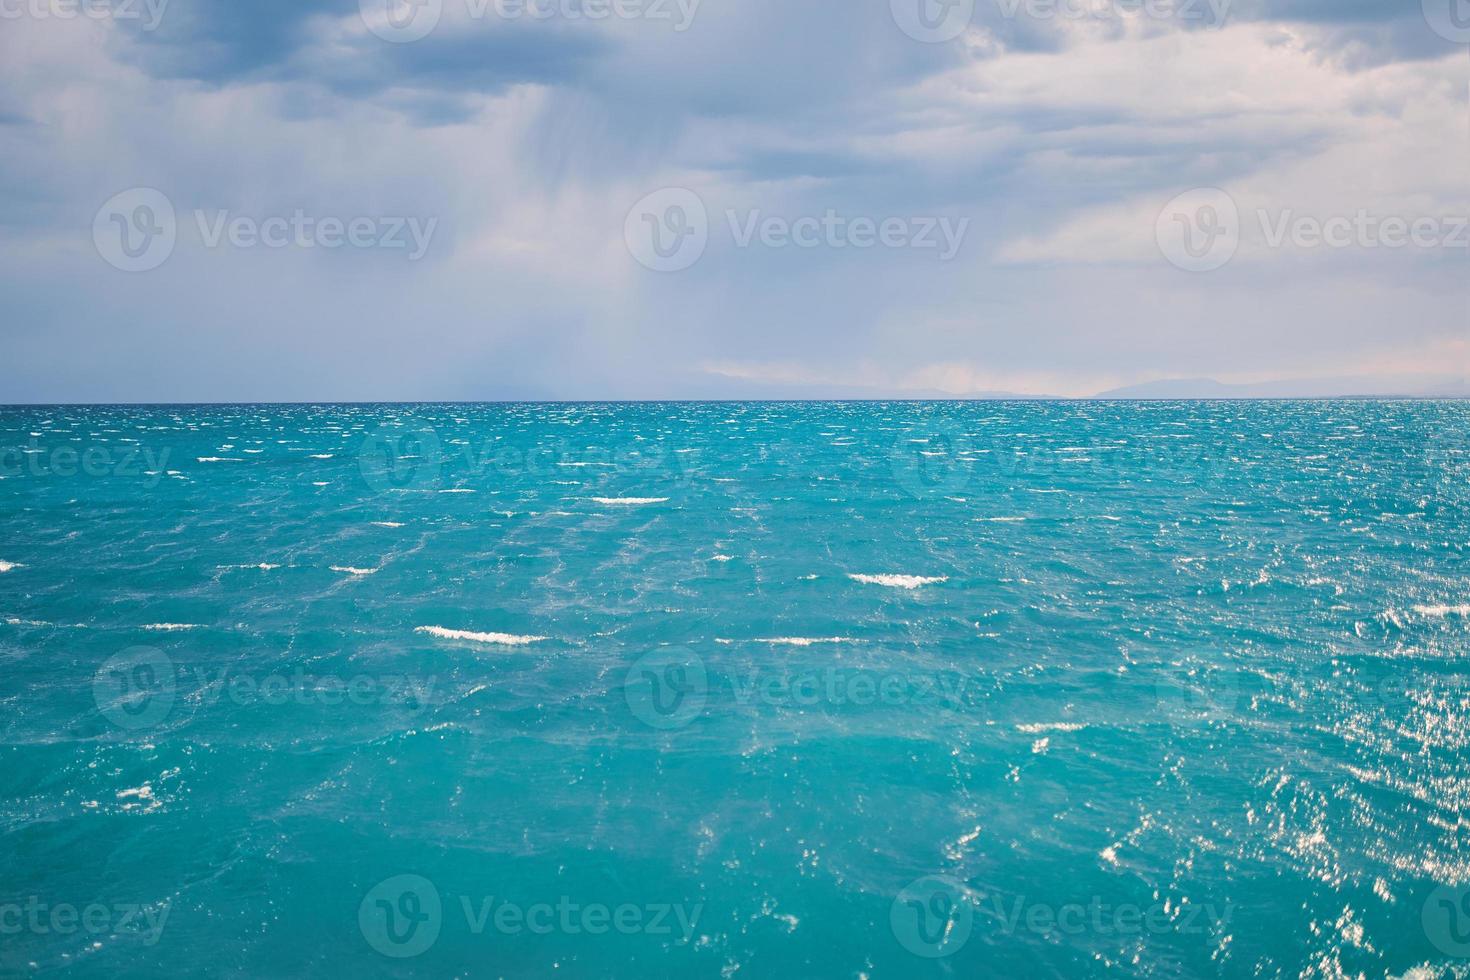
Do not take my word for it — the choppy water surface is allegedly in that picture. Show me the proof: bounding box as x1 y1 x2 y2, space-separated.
0 401 1467 977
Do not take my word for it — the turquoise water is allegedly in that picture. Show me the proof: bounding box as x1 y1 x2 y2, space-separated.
1 401 1467 977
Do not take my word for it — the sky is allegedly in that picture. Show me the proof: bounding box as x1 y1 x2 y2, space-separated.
0 0 1467 401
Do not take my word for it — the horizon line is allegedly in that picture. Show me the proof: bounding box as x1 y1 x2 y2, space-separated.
2 396 1468 408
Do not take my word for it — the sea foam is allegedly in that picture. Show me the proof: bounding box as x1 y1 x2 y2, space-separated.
848 573 948 590
717 637 854 647
1413 604 1470 617
415 626 548 646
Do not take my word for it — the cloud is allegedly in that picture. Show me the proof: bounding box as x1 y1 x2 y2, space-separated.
0 0 1464 400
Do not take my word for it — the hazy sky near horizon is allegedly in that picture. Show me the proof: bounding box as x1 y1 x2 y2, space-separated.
1 0 1467 400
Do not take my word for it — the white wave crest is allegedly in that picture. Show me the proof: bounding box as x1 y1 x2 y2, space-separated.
716 636 855 647
848 573 948 590
1414 604 1470 617
331 566 379 576
143 623 201 631
590 497 669 505
415 626 548 646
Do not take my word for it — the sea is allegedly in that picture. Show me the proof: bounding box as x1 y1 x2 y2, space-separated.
0 400 1466 977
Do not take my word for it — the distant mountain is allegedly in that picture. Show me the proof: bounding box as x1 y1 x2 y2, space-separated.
1095 375 1470 400
688 374 1055 401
